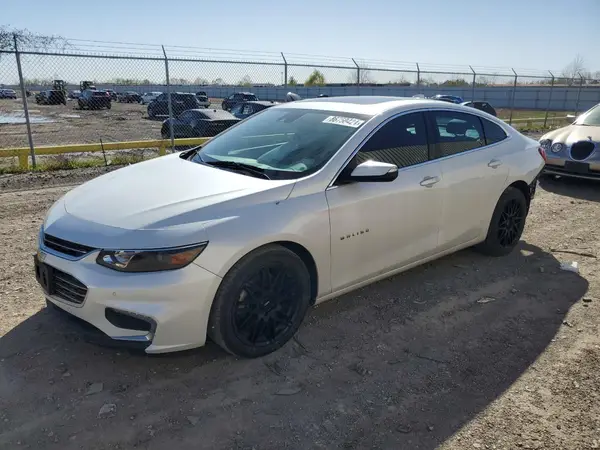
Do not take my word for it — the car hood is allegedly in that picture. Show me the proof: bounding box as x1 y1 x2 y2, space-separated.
541 124 600 144
44 154 295 249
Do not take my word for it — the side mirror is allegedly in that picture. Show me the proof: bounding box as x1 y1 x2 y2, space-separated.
340 160 398 183
566 114 577 122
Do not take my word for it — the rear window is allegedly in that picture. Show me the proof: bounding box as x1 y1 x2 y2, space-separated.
482 119 507 145
243 94 258 100
197 91 207 96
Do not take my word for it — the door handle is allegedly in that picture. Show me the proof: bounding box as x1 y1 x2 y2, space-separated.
420 176 440 187
488 159 503 169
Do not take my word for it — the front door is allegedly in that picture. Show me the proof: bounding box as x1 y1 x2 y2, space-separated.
326 112 443 291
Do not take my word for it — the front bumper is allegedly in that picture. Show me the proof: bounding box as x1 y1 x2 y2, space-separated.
37 248 222 353
543 164 600 180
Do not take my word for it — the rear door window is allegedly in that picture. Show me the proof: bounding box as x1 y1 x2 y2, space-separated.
481 118 507 145
428 111 485 157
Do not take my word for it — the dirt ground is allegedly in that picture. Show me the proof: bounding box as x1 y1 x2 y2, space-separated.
0 170 599 450
0 98 220 150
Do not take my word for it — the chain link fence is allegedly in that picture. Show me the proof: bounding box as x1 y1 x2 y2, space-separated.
1 39 600 171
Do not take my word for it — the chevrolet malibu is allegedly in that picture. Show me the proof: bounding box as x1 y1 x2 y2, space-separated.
35 97 545 358
539 103 600 180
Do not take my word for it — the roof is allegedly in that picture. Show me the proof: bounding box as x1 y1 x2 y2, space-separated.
245 101 277 107
278 96 463 115
188 109 237 120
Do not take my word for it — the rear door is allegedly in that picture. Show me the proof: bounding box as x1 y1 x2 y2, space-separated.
326 112 443 291
426 110 509 250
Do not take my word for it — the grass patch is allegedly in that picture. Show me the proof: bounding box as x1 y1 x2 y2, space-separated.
0 151 157 175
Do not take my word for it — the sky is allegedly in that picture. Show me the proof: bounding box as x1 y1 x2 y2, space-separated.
1 0 599 85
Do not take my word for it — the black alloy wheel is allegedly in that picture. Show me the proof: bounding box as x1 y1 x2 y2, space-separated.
208 245 312 358
476 186 528 257
497 199 524 247
232 265 303 348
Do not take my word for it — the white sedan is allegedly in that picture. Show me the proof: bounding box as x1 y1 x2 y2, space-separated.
139 91 162 105
35 97 545 357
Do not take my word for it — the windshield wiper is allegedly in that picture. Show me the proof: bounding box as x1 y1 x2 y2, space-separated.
201 160 271 180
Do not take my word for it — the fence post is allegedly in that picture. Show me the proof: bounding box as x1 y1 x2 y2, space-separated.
508 68 518 125
575 73 584 114
352 58 360 95
161 45 175 149
469 65 476 101
543 71 555 128
281 52 287 87
416 63 420 90
13 34 36 169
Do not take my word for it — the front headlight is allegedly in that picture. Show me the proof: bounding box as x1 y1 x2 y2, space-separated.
539 139 552 152
97 243 207 272
551 142 564 153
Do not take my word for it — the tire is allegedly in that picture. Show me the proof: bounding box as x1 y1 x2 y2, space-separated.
476 186 527 257
208 245 312 358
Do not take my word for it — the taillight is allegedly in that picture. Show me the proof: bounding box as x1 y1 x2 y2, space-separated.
538 147 547 163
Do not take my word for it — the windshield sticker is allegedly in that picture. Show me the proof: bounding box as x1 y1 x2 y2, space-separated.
322 116 365 128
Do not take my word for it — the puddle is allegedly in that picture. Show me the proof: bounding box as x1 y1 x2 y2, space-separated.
0 113 55 124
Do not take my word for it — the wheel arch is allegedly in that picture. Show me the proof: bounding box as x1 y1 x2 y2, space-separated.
507 180 531 210
216 240 320 306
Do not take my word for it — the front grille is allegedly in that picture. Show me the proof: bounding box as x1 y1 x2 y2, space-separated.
570 141 596 161
52 269 88 305
43 234 95 258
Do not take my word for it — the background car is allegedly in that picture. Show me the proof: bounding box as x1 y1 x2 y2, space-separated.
540 103 600 180
230 100 277 119
35 90 67 105
0 89 17 99
147 93 201 118
195 91 211 108
68 90 81 99
461 101 497 116
432 94 464 104
78 89 112 109
118 91 142 103
161 109 239 138
105 89 118 101
221 92 258 111
140 91 162 105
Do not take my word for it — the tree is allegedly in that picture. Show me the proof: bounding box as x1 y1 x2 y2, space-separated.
212 78 224 86
193 77 209 85
288 76 298 86
239 75 252 87
561 54 586 86
0 26 67 51
305 69 326 86
348 68 372 85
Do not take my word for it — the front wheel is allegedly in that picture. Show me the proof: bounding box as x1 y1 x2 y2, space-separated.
208 245 312 358
476 186 527 257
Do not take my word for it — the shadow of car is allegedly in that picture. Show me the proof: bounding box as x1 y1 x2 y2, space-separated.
161 109 240 138
0 241 588 448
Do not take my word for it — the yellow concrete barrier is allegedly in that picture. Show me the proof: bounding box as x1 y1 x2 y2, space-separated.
0 137 210 169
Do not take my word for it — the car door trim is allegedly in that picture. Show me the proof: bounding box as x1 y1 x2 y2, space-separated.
327 108 512 189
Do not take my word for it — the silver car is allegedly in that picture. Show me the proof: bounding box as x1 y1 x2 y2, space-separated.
540 103 600 180
37 97 544 358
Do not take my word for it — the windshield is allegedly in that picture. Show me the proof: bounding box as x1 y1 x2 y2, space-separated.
192 108 370 180
575 104 600 126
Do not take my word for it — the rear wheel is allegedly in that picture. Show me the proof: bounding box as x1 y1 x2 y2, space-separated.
208 245 312 358
476 187 527 257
